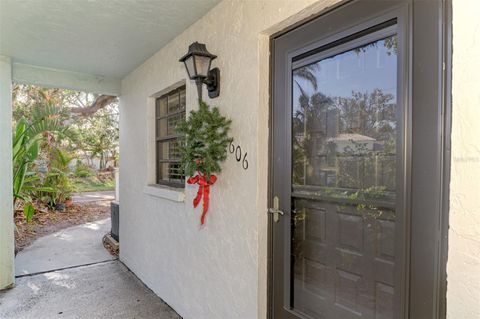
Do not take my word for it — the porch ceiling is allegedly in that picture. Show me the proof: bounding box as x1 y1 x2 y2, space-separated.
0 0 219 89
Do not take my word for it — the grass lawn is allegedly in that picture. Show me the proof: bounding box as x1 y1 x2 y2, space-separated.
73 176 115 192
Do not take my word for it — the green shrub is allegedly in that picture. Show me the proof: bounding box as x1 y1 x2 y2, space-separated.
74 161 95 178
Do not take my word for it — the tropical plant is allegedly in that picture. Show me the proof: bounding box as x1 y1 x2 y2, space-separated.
45 148 76 206
12 105 69 221
28 147 76 209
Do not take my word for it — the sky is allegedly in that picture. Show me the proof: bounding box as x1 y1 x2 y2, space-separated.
293 36 398 105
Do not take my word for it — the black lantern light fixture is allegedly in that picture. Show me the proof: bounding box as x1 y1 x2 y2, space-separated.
179 42 220 100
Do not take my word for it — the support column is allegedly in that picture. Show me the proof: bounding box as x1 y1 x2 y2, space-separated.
0 56 14 290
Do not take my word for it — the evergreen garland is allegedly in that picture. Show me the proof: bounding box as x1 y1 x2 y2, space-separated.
176 100 232 178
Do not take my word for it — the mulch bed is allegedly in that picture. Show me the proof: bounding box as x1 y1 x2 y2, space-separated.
15 201 111 255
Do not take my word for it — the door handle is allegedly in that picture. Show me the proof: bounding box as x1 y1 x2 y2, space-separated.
268 196 284 222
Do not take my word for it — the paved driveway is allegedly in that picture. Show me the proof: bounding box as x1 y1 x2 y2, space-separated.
1 218 181 319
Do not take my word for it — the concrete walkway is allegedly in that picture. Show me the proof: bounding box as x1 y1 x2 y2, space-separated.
2 218 181 319
0 261 180 319
15 218 115 276
72 190 115 203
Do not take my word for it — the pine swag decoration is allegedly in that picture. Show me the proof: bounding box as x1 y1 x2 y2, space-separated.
176 100 232 225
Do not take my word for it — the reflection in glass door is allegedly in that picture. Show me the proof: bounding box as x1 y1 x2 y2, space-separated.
290 31 398 319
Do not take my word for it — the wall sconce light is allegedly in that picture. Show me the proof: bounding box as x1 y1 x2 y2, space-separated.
179 42 220 100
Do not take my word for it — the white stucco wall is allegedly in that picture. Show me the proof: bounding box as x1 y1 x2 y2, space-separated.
119 1 341 318
447 1 480 318
0 56 14 290
120 0 480 318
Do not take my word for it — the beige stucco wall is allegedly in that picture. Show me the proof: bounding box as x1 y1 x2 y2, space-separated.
447 1 480 318
119 1 341 319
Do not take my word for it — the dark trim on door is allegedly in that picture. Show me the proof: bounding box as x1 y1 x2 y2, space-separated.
439 1 452 317
267 31 275 319
408 0 450 317
267 0 452 318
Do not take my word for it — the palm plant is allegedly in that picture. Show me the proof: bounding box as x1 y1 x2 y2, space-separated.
42 148 75 208
13 105 69 221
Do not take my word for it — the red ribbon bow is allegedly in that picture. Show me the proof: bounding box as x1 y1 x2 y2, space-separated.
187 173 217 225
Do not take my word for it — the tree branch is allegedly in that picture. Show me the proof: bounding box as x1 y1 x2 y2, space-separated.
70 95 117 116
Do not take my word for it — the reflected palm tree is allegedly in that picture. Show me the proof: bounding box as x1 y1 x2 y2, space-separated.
293 64 320 91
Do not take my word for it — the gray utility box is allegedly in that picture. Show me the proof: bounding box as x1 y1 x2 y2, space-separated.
111 201 119 242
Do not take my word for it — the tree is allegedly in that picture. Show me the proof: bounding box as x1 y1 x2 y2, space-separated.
13 84 119 169
73 103 119 169
13 84 117 119
335 89 396 152
292 87 396 192
68 94 117 116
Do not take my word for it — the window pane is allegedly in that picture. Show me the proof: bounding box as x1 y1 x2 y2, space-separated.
167 162 184 181
156 97 168 117
158 142 168 160
180 89 186 110
157 118 168 138
158 162 169 182
168 113 184 135
157 162 184 184
169 140 182 160
168 91 180 113
156 141 161 178
158 140 182 160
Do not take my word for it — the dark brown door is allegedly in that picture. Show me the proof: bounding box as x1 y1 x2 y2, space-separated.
271 1 449 319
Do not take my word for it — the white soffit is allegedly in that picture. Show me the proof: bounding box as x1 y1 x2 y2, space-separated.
0 0 220 81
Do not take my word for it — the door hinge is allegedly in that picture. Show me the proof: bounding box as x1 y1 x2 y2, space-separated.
268 196 284 222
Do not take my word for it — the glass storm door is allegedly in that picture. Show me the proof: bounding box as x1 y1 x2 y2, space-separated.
271 2 410 318
271 1 449 319
291 30 398 319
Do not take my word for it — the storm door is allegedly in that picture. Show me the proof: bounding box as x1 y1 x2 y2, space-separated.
270 1 448 319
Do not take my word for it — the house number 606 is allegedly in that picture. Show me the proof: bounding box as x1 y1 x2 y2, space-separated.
229 141 248 170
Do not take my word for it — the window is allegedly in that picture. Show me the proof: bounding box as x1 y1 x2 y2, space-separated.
155 86 186 187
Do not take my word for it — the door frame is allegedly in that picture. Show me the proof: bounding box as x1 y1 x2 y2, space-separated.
267 0 452 318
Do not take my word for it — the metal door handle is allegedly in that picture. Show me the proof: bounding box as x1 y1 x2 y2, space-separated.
268 196 284 222
268 207 285 215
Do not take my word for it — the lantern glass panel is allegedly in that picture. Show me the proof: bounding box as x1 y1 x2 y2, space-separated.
194 55 211 78
184 56 196 79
